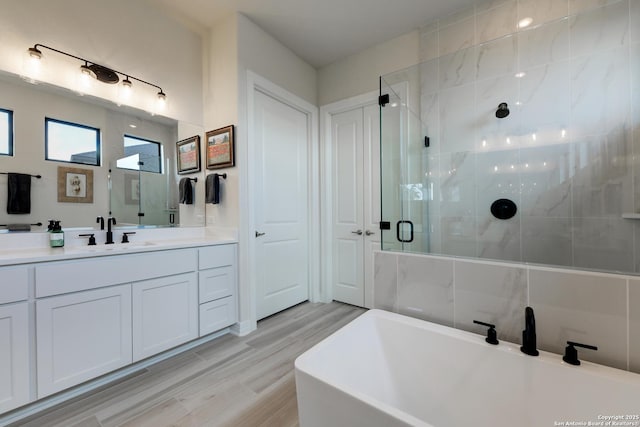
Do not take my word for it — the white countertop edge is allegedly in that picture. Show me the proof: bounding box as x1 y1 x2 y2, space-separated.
0 227 238 267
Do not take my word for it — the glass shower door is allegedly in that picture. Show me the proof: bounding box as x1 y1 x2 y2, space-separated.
380 69 429 253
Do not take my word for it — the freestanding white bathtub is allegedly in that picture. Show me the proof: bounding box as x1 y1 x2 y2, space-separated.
295 309 640 427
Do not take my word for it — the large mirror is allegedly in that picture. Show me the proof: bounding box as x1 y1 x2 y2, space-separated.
0 70 187 231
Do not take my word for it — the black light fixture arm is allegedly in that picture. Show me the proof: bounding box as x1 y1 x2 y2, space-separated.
29 44 165 95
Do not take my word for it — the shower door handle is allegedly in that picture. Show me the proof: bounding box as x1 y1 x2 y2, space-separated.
351 229 363 235
396 220 414 243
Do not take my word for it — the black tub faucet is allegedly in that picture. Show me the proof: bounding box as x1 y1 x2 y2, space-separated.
105 216 116 244
520 306 539 356
96 216 104 230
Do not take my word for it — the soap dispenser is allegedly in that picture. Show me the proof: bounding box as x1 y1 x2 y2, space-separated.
50 220 64 248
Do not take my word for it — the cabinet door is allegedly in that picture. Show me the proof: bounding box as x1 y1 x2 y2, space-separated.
132 273 198 362
0 303 30 413
36 285 132 398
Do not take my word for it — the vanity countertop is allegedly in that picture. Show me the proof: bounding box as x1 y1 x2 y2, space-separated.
0 227 237 267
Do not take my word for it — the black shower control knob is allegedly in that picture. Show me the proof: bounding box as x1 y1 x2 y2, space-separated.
490 199 517 220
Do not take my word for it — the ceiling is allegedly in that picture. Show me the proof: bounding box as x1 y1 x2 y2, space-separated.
146 0 476 68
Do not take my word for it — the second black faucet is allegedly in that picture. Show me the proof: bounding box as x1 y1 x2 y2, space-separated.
521 306 539 356
105 216 116 244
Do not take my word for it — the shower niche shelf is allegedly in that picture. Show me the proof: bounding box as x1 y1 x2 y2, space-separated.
622 213 640 219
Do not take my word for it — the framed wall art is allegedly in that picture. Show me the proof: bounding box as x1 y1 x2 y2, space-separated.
176 135 201 174
57 166 94 203
206 125 235 169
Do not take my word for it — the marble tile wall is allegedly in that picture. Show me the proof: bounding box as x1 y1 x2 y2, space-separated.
404 0 640 273
374 250 639 373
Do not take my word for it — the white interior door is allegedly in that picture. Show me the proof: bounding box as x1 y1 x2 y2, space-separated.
332 109 364 305
331 103 380 307
254 89 310 320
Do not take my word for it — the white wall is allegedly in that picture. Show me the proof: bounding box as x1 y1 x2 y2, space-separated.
0 0 203 124
237 14 318 106
317 31 420 106
202 16 240 229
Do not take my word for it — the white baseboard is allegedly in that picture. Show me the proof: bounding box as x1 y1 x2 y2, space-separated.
230 320 255 337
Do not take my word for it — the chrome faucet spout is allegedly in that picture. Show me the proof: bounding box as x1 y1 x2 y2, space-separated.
520 306 539 356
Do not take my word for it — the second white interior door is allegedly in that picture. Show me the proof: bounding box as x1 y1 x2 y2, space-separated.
332 103 380 307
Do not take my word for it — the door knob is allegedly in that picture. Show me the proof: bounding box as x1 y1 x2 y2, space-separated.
365 230 375 236
351 230 363 235
255 231 266 238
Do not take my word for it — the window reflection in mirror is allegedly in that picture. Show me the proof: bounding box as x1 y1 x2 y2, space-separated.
123 135 162 173
45 118 101 166
0 108 13 156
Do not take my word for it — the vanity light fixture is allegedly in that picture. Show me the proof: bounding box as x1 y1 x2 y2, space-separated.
26 44 167 105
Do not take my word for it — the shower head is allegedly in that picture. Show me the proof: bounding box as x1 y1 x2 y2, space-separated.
496 102 510 119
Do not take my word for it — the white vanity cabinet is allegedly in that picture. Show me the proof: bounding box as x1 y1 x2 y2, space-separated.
0 267 30 413
34 248 198 397
0 241 238 415
198 244 238 336
132 272 198 362
35 284 132 398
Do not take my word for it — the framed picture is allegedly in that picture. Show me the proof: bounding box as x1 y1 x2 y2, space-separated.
176 135 201 174
206 125 235 169
57 166 94 203
124 173 140 205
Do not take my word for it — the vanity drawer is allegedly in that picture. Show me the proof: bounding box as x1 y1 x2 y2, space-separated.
199 266 235 304
35 249 197 298
198 244 235 270
0 267 29 304
199 296 236 336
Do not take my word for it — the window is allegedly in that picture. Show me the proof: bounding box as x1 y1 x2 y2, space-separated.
0 108 13 156
121 135 162 173
45 118 100 166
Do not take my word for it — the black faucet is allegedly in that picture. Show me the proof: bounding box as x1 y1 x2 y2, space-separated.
520 306 539 356
96 216 104 230
105 216 116 244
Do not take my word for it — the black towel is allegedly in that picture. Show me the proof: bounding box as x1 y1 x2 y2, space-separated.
179 177 193 205
205 173 220 204
7 173 31 214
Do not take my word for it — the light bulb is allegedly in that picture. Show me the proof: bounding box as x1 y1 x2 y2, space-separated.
77 63 95 93
22 46 44 83
118 77 132 104
156 90 167 111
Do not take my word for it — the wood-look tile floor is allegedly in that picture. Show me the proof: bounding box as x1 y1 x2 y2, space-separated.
12 302 365 427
